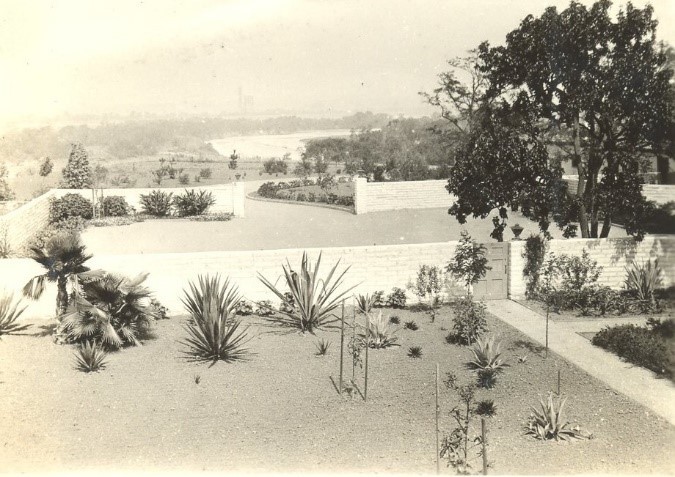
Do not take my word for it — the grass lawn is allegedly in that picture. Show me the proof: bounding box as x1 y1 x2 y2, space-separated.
1 306 673 474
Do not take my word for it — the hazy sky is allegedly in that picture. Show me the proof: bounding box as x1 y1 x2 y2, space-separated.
1 0 673 126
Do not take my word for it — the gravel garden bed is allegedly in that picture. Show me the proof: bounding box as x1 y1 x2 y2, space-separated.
1 306 673 474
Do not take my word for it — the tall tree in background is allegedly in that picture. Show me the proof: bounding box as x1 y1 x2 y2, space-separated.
477 0 673 238
61 143 92 189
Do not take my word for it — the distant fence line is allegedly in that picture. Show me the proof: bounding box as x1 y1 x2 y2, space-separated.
3 235 673 321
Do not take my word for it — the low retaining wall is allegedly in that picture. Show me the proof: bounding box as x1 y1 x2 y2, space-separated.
0 190 56 254
54 182 246 216
354 178 454 214
508 235 675 298
563 176 674 205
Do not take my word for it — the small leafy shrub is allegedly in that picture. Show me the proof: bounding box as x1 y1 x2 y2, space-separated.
101 196 129 217
296 192 307 202
355 293 376 314
181 275 251 364
235 300 254 316
173 189 216 216
279 292 295 314
53 216 87 234
389 315 400 325
446 231 490 293
441 375 482 474
307 192 317 202
0 294 29 337
476 368 498 388
363 311 399 349
625 259 662 303
558 250 601 292
387 287 407 308
315 338 331 356
475 399 496 417
409 265 445 302
526 393 590 441
49 193 93 222
258 181 281 198
258 252 355 332
140 190 173 216
178 173 190 185
336 195 355 207
199 168 212 179
451 297 488 345
403 320 418 331
469 335 506 371
275 189 292 200
408 346 423 358
149 298 169 320
255 300 275 316
592 320 673 380
372 290 386 308
194 374 201 384
74 341 108 372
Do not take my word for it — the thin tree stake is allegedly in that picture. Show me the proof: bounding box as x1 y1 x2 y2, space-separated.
545 303 550 359
557 369 561 395
364 311 369 401
481 418 488 475
352 298 356 384
339 301 345 395
435 363 440 475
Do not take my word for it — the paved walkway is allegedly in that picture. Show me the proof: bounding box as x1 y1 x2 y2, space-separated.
486 299 675 425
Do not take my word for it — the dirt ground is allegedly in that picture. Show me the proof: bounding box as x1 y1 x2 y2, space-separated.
1 307 673 474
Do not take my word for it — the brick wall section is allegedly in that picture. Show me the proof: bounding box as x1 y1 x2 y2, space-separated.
1 242 458 320
52 182 245 216
563 176 674 205
354 178 454 214
508 236 675 298
0 190 56 253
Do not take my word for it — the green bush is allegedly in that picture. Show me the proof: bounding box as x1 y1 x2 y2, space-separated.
257 182 280 198
387 287 407 308
296 192 307 202
199 168 212 179
101 196 129 217
49 194 93 223
275 189 292 200
592 319 673 380
178 173 190 185
450 297 488 345
173 189 215 216
139 190 173 216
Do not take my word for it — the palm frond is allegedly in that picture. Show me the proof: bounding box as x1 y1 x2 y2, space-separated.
22 275 48 300
74 341 108 372
0 294 30 337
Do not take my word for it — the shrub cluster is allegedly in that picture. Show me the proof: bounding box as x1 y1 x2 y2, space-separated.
256 180 355 208
140 190 173 216
592 318 674 380
49 194 93 223
101 196 130 217
139 189 216 217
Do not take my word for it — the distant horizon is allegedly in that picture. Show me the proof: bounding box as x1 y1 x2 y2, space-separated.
2 0 672 133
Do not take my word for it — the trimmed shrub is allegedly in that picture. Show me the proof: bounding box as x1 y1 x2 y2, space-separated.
49 194 93 223
387 287 407 308
592 319 673 380
101 196 129 217
140 190 173 216
450 297 488 345
275 189 292 200
173 189 216 216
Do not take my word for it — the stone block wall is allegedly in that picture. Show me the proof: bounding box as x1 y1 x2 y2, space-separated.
354 178 454 214
0 190 55 254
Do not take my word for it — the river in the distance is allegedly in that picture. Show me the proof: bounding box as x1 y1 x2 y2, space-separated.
208 129 353 161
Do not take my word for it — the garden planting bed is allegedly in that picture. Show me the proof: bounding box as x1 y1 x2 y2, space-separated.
515 298 675 323
1 306 673 474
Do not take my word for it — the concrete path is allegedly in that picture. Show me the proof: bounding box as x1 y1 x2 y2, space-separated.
486 299 675 425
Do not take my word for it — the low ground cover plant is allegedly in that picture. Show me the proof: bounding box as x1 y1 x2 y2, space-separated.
181 274 251 365
592 318 674 380
258 252 355 332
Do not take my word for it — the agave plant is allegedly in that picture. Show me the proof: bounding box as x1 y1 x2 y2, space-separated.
468 335 506 371
625 259 662 302
74 341 108 372
258 252 356 333
60 272 156 349
355 293 376 314
526 393 589 441
362 310 399 349
0 294 30 338
22 233 99 317
314 338 331 356
181 274 251 365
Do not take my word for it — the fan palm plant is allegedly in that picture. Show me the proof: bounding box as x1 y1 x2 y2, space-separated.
181 274 251 365
0 293 30 337
60 272 156 349
258 252 356 332
22 233 97 318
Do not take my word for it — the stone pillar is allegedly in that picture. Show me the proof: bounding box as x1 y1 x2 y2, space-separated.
354 177 368 215
232 182 246 217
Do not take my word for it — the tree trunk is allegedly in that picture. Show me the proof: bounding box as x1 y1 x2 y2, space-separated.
56 276 69 319
573 116 589 238
599 215 612 238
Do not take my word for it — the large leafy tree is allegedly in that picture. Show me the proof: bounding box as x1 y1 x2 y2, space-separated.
476 0 673 238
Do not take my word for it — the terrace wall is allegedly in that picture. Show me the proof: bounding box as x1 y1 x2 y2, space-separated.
354 178 453 214
507 235 675 298
563 176 674 205
0 190 56 253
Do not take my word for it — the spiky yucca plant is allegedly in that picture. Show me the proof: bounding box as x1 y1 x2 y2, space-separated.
355 293 376 314
469 335 506 370
0 294 30 337
625 259 662 302
60 272 156 349
408 346 423 358
181 274 251 365
526 393 589 441
315 338 331 356
258 252 356 332
362 310 399 349
74 341 108 372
